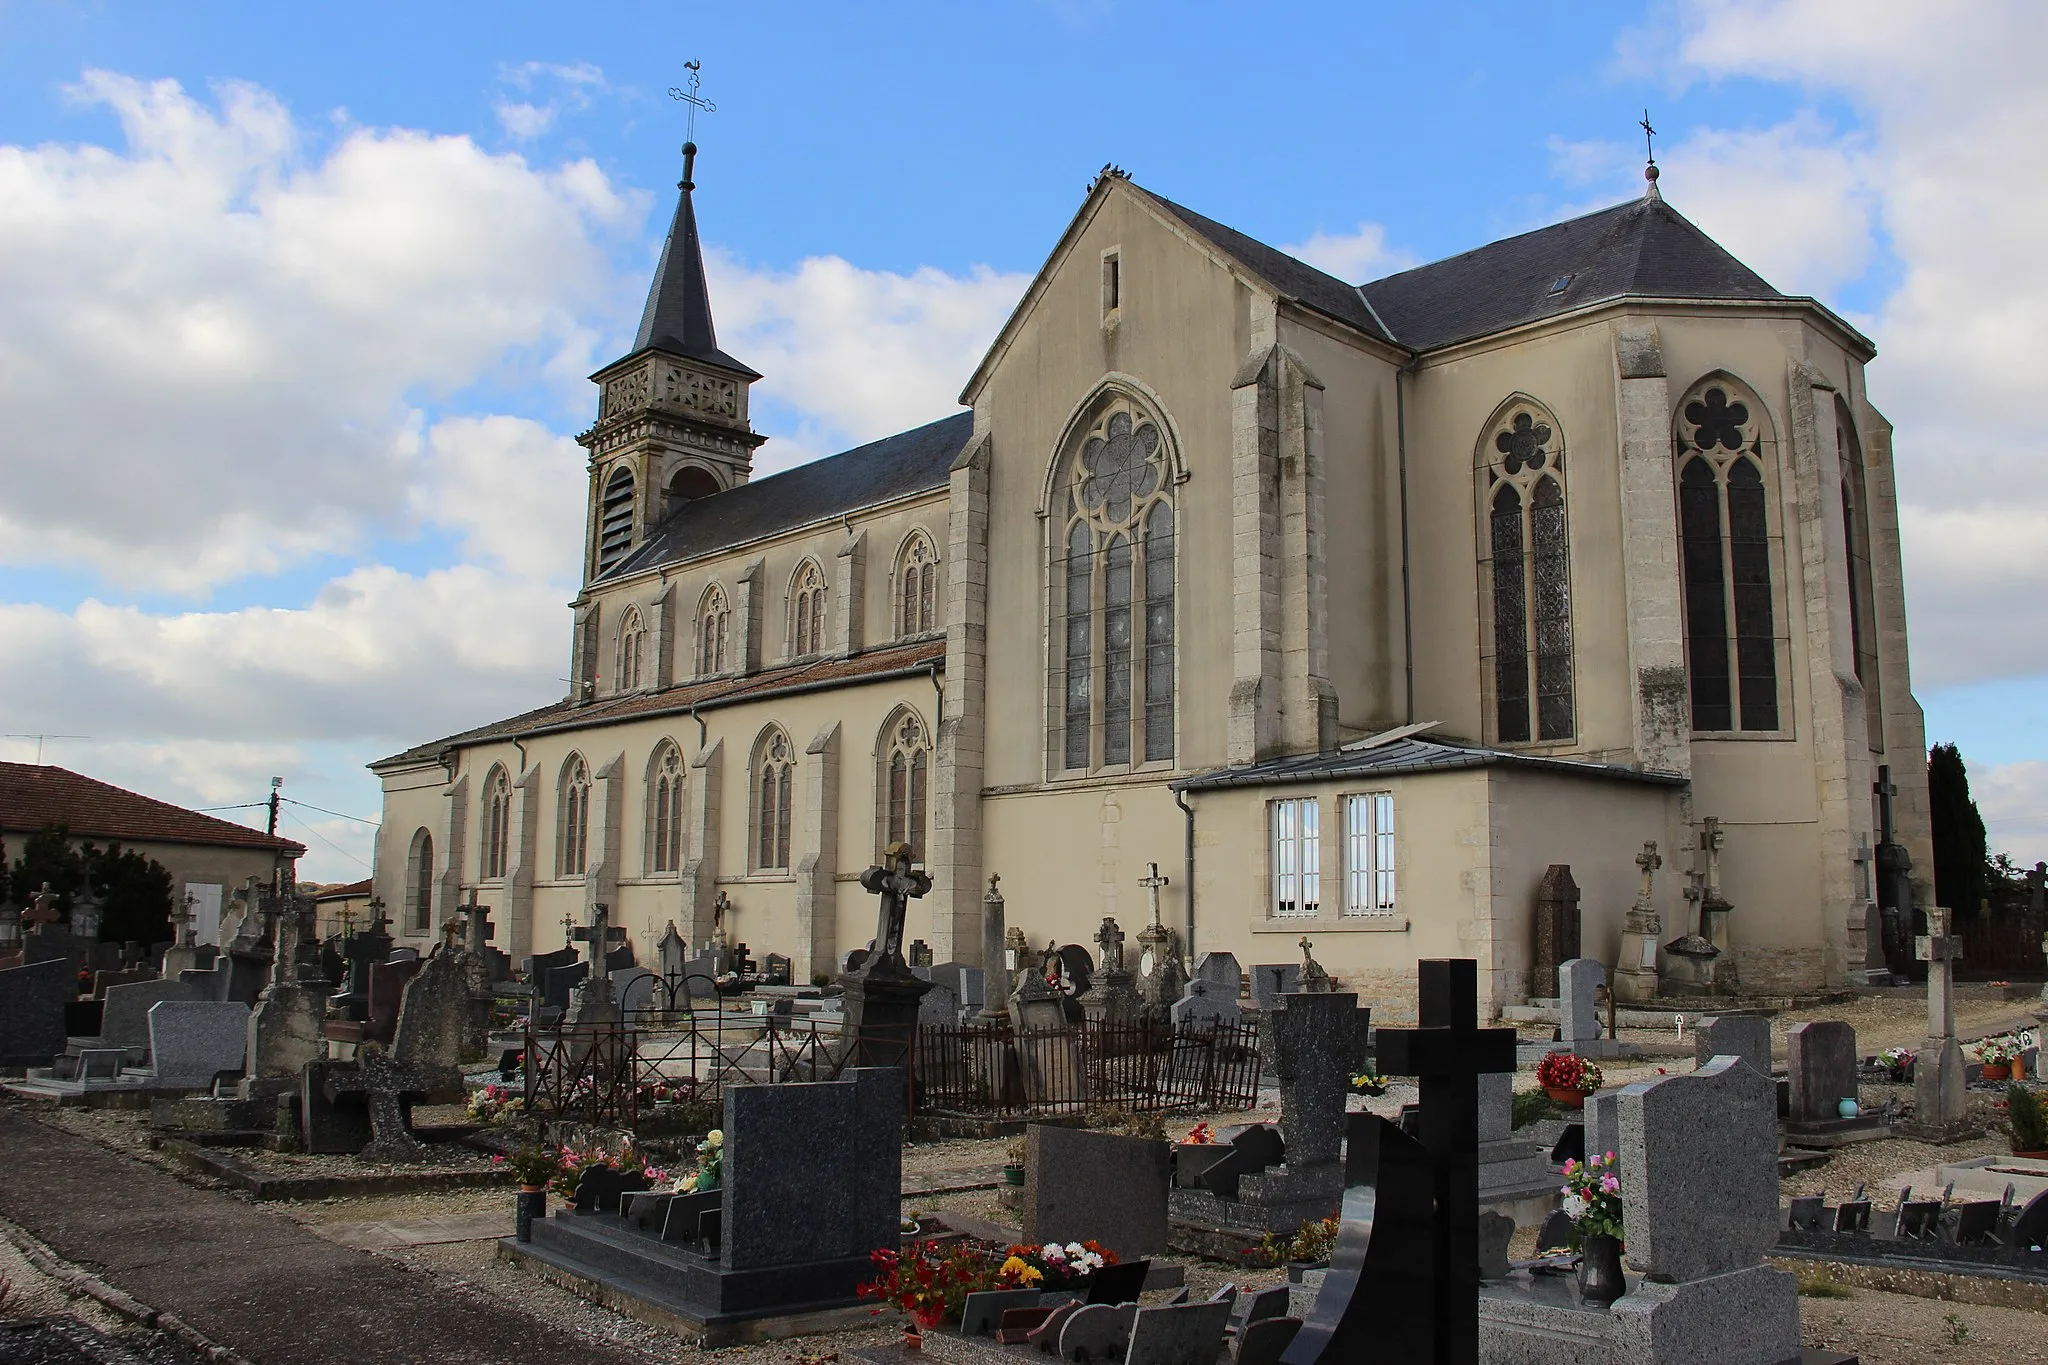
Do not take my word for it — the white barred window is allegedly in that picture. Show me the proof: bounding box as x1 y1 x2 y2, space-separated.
1271 798 1320 917
1343 793 1396 915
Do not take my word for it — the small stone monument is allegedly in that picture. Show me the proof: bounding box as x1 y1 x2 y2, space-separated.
980 874 1009 1020
1557 957 1622 1059
1132 863 1186 1020
1903 906 1975 1141
1696 817 1736 992
244 892 327 1084
1611 842 1663 1004
1530 864 1580 1004
1077 917 1142 1024
1298 937 1332 993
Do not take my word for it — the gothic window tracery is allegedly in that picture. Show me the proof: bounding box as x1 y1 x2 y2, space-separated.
881 710 931 863
1837 406 1883 750
752 729 794 872
897 531 940 638
1479 400 1575 743
596 467 635 577
696 585 730 677
649 742 685 875
790 560 827 658
481 766 510 881
1054 401 1176 772
1674 378 1782 733
616 606 645 692
558 755 590 878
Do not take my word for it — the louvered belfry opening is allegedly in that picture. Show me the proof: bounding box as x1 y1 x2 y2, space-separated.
596 467 635 576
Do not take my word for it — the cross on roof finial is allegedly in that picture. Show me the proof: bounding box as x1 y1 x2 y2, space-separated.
1640 109 1662 199
668 61 717 189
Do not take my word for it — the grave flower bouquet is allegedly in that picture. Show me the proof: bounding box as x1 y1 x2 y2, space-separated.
1879 1046 1915 1082
859 1242 1001 1328
1350 1065 1389 1097
1558 1152 1624 1251
1977 1036 2019 1066
997 1240 1116 1291
549 1139 645 1197
1536 1051 1602 1095
466 1083 525 1124
500 1144 561 1190
1183 1122 1216 1145
678 1128 724 1192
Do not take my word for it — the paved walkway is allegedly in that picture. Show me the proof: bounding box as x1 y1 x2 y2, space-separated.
0 1108 645 1365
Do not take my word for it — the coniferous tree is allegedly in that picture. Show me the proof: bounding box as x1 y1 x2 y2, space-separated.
1927 743 1989 920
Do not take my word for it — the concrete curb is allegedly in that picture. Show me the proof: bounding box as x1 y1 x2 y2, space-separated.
0 1212 254 1365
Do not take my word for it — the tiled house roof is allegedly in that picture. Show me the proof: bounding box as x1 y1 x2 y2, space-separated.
0 763 304 856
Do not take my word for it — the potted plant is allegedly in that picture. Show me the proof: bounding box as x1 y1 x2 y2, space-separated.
2006 1083 2048 1158
1561 1151 1626 1306
1978 1036 2017 1082
1174 1122 1234 1190
504 1145 560 1241
995 1240 1116 1292
1536 1052 1602 1109
1002 1136 1027 1186
858 1240 1004 1330
1350 1065 1390 1098
1878 1046 1915 1084
1255 1215 1338 1281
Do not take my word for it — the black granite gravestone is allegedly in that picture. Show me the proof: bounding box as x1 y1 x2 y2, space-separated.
571 1162 651 1213
1285 959 1515 1365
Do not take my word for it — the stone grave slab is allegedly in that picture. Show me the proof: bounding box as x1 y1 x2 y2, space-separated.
1249 964 1300 1011
1192 951 1241 998
301 1058 374 1154
1694 1015 1772 1077
1023 1124 1171 1259
0 957 77 1067
101 978 199 1054
146 1000 250 1087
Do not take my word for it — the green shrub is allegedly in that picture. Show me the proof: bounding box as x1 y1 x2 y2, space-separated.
1512 1087 1556 1130
2007 1082 2048 1153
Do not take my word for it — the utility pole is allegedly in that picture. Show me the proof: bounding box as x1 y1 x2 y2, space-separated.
267 777 282 837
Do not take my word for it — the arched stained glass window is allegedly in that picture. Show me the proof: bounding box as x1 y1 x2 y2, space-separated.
753 729 793 871
616 606 644 692
1837 408 1883 750
790 560 827 658
649 743 685 874
696 585 730 677
558 756 590 877
881 711 930 862
1054 401 1176 772
1674 379 1782 733
897 531 940 637
481 767 510 881
1479 401 1574 744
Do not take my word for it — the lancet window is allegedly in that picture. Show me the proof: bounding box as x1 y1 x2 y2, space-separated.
1479 400 1575 743
1675 378 1782 733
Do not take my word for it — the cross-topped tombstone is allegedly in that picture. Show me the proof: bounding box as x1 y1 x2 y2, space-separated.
23 883 60 931
1133 863 1186 1019
1907 906 1972 1138
330 901 393 1021
323 1053 431 1163
858 842 928 971
1094 918 1126 973
1873 765 1916 976
1351 960 1518 1365
170 892 197 949
1613 841 1664 1003
460 889 495 956
568 902 626 1023
843 843 934 1064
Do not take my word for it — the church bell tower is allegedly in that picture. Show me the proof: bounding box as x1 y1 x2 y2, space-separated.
578 140 764 584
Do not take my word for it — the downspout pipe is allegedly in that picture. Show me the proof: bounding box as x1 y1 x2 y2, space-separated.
1174 787 1197 960
1396 359 1418 724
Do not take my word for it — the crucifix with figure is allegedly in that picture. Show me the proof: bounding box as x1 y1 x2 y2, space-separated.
858 842 929 970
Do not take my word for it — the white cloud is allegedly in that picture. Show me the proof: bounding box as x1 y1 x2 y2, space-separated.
493 60 610 143
707 250 1027 472
0 70 635 594
1613 1 2048 687
403 415 589 577
1975 760 2048 866
1280 222 1412 283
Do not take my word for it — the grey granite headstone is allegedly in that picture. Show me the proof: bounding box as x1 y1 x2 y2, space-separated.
543 960 587 1015
611 966 656 1013
1557 957 1604 1044
721 1068 900 1273
1192 951 1241 998
1617 1055 1780 1281
392 949 487 1070
0 957 74 1066
1477 1071 1513 1144
100 977 198 1052
1123 1298 1233 1365
147 1000 251 1087
1586 1088 1621 1166
1023 1124 1171 1259
1249 963 1301 1011
1169 977 1241 1028
916 976 961 1028
1269 992 1367 1173
929 962 984 1011
1694 1015 1772 1078
1785 1019 1858 1124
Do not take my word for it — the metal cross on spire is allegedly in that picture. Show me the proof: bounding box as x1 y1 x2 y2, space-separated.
1640 109 1663 198
669 60 717 188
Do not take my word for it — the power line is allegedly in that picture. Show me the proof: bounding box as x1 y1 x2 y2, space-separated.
281 808 373 872
280 796 381 829
196 802 270 814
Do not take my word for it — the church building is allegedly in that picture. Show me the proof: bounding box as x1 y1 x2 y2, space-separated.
370 144 1933 1016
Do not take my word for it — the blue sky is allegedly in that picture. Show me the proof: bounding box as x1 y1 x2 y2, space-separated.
0 1 2041 877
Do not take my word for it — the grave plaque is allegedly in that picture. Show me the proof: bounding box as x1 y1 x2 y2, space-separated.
147 1000 251 1087
0 957 73 1067
1785 1020 1858 1125
1693 1015 1772 1077
1022 1124 1172 1260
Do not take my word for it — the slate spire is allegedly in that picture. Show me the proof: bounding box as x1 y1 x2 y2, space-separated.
631 141 757 376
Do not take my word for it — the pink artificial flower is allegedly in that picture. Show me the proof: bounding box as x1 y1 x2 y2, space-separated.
1600 1175 1619 1194
1562 1159 1579 1175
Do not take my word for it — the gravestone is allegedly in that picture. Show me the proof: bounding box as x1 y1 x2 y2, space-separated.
721 1067 902 1275
1250 963 1301 1010
840 846 934 1067
332 911 396 1020
365 956 425 1043
100 978 199 1055
246 894 327 1082
611 966 657 1014
526 946 578 993
1012 968 1084 1106
147 1000 251 1087
656 922 687 980
1611 842 1664 1004
1076 918 1143 1025
544 961 589 1016
1169 977 1241 1029
928 962 984 1013
1905 907 1972 1140
1193 951 1242 999
92 968 153 998
392 947 489 1072
763 952 791 987
1128 1298 1234 1365
325 1054 433 1162
1784 1021 1858 1125
979 874 1009 1019
1022 1124 1172 1259
1530 865 1581 1003
0 957 74 1067
1693 1015 1771 1078
300 1058 375 1154
916 975 961 1030
1557 956 1620 1059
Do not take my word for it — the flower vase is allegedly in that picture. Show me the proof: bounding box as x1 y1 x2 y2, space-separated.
1546 1087 1586 1109
1984 1063 2012 1082
1577 1234 1624 1307
515 1187 546 1242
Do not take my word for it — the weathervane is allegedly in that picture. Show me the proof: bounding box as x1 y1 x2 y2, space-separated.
669 61 717 188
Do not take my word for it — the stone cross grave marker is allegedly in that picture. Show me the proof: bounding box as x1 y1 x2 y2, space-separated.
1352 959 1518 1365
325 1054 432 1162
857 843 929 970
1094 917 1126 973
569 902 626 1021
1298 937 1332 992
461 890 495 955
1613 842 1663 1003
1913 906 1970 1135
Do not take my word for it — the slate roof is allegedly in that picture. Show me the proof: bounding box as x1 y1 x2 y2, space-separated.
1142 191 1396 344
373 638 946 768
1357 195 1783 353
625 170 759 378
1169 735 1685 793
0 763 305 855
603 411 972 581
